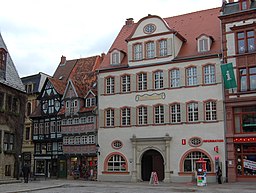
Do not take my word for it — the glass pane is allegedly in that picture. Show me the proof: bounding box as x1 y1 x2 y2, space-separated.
235 115 241 133
247 31 254 37
238 32 245 39
238 40 245 53
242 114 256 132
249 67 256 74
240 76 247 91
248 38 255 52
250 75 256 90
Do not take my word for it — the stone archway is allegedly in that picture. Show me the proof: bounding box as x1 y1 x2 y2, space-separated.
141 149 164 181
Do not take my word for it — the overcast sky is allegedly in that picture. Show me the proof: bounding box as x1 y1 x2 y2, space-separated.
0 0 221 78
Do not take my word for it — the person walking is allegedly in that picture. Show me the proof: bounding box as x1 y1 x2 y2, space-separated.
22 163 30 183
216 166 222 184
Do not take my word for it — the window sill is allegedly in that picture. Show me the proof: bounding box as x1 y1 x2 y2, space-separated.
102 171 129 175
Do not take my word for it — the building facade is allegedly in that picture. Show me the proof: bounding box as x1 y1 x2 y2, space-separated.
0 33 27 179
21 72 49 175
97 9 226 183
59 56 102 180
220 0 256 182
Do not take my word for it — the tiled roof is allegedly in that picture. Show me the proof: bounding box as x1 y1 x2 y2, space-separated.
48 77 66 95
99 7 221 70
0 33 25 92
53 58 77 82
68 55 101 97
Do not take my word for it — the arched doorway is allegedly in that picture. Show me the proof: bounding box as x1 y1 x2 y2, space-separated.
141 149 164 181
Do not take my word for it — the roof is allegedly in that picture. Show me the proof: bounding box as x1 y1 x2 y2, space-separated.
221 0 256 15
53 57 77 82
21 72 50 93
67 55 101 97
99 7 221 70
0 33 25 92
48 77 66 95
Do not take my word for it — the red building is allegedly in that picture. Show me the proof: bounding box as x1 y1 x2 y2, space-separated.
220 0 256 182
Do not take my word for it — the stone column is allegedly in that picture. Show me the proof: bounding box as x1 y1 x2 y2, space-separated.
164 134 171 183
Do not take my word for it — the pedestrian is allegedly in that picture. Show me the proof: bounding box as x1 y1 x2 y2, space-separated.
22 163 30 183
216 166 222 184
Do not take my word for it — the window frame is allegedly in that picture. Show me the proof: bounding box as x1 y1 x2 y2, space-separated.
186 66 198 86
236 29 255 54
121 107 131 126
158 39 168 57
105 108 115 127
169 68 180 88
238 66 256 92
137 105 148 125
170 103 181 123
203 64 216 85
137 72 147 91
154 104 165 124
121 74 131 93
105 76 115 94
145 41 155 59
204 100 217 121
104 153 128 173
187 101 199 122
153 70 164 89
133 43 143 61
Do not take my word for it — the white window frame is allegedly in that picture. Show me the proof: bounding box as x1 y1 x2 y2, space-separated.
134 43 142 60
106 77 115 94
159 39 167 57
170 69 180 88
106 109 114 127
111 52 119 65
186 67 197 86
121 75 131 93
137 73 147 91
205 101 217 121
154 105 164 124
107 154 126 172
204 64 215 84
154 70 164 89
146 41 155 59
187 102 199 122
121 107 131 126
170 103 181 123
138 106 148 125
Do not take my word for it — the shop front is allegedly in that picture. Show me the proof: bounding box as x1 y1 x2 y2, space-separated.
234 139 256 178
66 155 97 180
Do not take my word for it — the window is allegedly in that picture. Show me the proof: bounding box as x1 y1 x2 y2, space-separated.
183 151 211 172
204 64 215 84
0 92 4 110
107 154 127 172
170 103 181 123
198 38 209 52
50 121 56 133
137 72 147 91
68 137 74 145
234 106 256 133
58 142 63 151
154 70 164 89
134 43 142 60
235 144 256 176
121 75 131 93
137 106 148 125
80 136 87 144
187 102 199 122
74 136 80 144
3 133 14 152
159 39 167 57
39 123 43 135
87 116 94 123
63 136 68 145
146 41 155 59
205 101 217 121
26 84 34 93
47 143 52 151
105 109 114 127
34 123 38 135
85 97 96 107
112 140 123 149
105 77 115 94
112 52 119 65
189 137 202 147
186 67 197 86
57 121 61 133
237 30 255 54
170 69 180 88
25 127 30 140
26 102 32 116
88 135 95 144
154 105 164 124
121 107 131 126
239 67 256 91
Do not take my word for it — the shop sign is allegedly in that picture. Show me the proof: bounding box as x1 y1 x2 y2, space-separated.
203 139 224 143
243 159 256 171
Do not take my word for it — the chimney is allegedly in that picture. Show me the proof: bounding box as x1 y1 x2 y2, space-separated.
228 0 234 3
125 18 134 26
101 52 105 60
60 55 66 65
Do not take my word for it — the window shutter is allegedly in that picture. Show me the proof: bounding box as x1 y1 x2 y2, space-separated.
217 100 223 121
128 44 133 62
114 108 120 127
180 103 186 123
147 106 153 125
198 102 204 121
167 38 173 55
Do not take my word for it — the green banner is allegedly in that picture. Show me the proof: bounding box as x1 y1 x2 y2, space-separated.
221 63 237 89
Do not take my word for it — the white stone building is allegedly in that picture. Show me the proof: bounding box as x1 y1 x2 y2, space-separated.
97 8 226 183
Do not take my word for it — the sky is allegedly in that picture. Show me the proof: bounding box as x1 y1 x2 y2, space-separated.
0 0 222 78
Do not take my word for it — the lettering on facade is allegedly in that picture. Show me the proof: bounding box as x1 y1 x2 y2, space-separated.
203 139 224 143
135 92 166 102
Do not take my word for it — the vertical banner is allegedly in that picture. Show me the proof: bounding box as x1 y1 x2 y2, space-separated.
220 63 237 89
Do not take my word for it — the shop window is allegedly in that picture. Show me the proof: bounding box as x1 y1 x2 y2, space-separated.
236 144 256 176
183 151 211 172
239 67 256 92
35 160 45 174
234 106 256 133
106 154 127 172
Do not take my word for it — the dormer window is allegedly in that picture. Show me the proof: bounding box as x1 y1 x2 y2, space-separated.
85 97 96 107
239 0 250 10
111 52 119 65
197 35 213 53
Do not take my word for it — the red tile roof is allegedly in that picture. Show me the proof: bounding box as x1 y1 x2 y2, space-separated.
99 7 221 70
48 77 66 95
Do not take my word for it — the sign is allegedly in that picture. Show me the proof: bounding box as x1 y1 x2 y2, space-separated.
243 159 256 171
182 139 186 145
220 63 237 89
203 139 224 143
149 172 159 185
135 92 165 101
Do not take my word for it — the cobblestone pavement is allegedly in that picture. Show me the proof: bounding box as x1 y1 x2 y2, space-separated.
0 180 255 193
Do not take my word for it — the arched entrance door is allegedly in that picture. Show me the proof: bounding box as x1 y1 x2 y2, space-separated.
141 149 164 181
